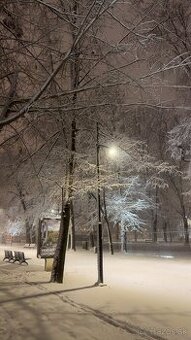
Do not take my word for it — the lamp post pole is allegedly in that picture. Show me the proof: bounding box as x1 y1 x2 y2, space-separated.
96 122 104 284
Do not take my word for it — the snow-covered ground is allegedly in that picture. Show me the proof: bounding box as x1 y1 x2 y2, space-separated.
0 244 190 340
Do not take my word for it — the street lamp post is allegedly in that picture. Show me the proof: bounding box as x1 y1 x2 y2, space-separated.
96 122 104 284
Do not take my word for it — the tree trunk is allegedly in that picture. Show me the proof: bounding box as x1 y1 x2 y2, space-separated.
50 110 77 283
181 203 190 245
121 229 127 252
50 202 70 283
183 217 190 245
102 188 114 255
163 221 168 243
37 219 42 258
67 234 71 249
50 114 76 283
152 215 157 243
104 218 114 255
89 230 95 248
31 225 36 243
25 220 31 244
70 200 76 251
134 230 138 242
115 222 120 241
124 231 128 252
152 187 158 243
169 231 173 243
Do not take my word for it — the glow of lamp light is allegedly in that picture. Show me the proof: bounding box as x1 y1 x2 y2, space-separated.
108 146 118 158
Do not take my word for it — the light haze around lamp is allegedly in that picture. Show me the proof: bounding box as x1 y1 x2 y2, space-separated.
107 145 118 159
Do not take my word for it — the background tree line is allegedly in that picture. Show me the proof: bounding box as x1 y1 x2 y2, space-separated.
0 0 191 281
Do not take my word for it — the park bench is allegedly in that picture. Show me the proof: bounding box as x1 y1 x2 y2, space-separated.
13 251 29 265
3 250 14 262
24 243 36 248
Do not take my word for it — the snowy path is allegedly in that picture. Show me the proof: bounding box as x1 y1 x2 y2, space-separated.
0 245 191 340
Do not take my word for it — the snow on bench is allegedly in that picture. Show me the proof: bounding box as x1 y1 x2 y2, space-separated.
24 243 36 248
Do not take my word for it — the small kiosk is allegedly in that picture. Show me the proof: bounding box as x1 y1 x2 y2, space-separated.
37 217 60 271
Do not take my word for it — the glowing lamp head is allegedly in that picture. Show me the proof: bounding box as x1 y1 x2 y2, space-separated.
108 146 118 158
